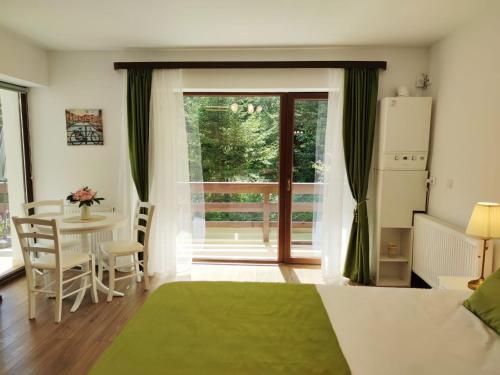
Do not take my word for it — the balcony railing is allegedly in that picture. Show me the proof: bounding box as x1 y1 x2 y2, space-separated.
190 182 317 242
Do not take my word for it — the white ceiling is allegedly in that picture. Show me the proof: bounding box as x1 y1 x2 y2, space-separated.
0 0 493 50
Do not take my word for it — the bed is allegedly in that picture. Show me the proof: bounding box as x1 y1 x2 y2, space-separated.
90 282 500 375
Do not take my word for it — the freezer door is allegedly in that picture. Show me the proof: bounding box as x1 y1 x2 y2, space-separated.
380 97 432 153
376 170 428 227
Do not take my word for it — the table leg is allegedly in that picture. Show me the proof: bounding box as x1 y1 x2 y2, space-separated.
95 240 124 297
70 233 90 312
70 233 124 312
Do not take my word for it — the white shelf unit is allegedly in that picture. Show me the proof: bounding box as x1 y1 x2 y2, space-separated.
376 228 413 287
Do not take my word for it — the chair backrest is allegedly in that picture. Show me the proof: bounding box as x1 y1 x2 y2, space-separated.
134 201 155 252
12 217 62 270
23 200 64 219
89 205 116 213
63 204 116 216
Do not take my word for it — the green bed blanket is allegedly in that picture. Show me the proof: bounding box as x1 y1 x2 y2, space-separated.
90 282 351 375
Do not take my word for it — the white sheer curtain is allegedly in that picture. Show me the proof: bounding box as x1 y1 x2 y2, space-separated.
149 70 204 278
313 69 354 283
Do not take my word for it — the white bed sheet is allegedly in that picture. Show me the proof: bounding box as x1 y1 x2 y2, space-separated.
316 285 500 375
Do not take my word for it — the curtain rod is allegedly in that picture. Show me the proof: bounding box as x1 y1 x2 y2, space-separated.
113 61 387 70
0 81 28 93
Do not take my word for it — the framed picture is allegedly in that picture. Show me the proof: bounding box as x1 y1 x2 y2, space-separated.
65 109 103 145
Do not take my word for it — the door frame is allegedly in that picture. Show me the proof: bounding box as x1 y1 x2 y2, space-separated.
20 93 34 204
0 86 33 283
282 93 327 265
184 92 327 265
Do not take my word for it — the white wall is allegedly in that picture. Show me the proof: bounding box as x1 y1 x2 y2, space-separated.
29 53 124 208
0 27 48 86
28 47 429 210
428 9 500 269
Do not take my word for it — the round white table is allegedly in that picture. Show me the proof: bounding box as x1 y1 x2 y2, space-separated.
55 212 127 312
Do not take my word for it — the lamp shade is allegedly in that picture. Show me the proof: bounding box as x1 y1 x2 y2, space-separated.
466 202 500 239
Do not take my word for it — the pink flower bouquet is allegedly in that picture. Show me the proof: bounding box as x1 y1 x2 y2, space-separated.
66 186 104 207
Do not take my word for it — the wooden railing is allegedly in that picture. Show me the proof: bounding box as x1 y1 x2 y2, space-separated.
190 182 317 242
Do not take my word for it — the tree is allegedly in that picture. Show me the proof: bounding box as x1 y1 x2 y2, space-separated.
184 95 327 222
185 96 280 182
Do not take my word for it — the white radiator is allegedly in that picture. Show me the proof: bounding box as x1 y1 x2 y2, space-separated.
412 213 493 288
64 205 116 254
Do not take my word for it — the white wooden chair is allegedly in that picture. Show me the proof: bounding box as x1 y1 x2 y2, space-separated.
98 202 155 302
23 199 65 218
23 200 81 286
23 200 80 250
12 217 98 323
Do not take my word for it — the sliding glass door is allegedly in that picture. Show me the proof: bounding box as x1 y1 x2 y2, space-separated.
183 92 328 264
286 93 328 264
185 94 282 261
0 87 31 277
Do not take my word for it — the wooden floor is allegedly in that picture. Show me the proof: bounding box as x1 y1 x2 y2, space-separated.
0 263 322 374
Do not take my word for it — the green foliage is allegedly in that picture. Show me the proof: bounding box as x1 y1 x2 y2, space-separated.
185 96 280 183
293 100 328 183
184 96 327 222
0 213 10 239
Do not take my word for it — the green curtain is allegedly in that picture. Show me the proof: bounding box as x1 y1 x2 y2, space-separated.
342 68 379 284
127 68 152 202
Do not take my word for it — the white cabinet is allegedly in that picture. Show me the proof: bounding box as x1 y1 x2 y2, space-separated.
376 97 432 171
380 97 431 151
376 170 428 228
372 97 432 287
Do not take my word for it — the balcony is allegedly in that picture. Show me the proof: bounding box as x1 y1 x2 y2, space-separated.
191 182 320 261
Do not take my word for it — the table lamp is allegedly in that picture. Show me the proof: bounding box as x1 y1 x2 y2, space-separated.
465 202 500 290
